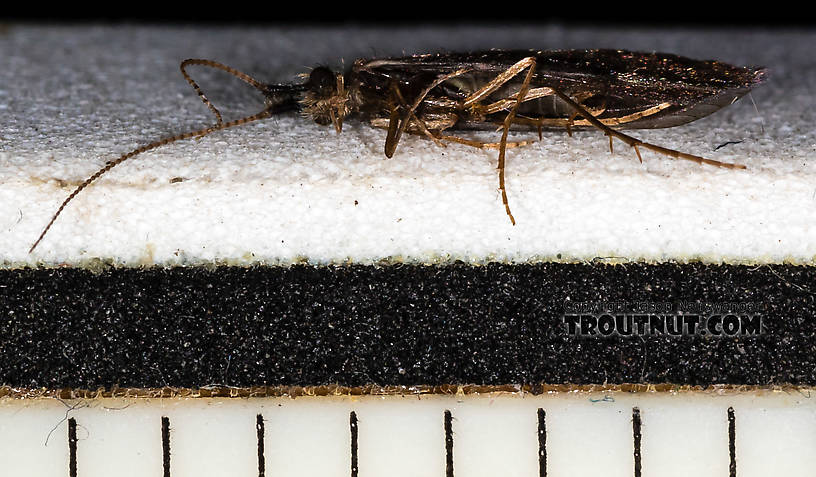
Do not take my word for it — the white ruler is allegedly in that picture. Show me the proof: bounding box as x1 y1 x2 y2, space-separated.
1 390 814 477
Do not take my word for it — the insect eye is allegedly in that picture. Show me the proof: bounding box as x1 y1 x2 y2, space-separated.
307 66 337 95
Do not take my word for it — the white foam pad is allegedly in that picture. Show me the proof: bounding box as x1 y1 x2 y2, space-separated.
0 26 809 266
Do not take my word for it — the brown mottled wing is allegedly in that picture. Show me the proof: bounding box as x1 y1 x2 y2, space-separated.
353 49 766 130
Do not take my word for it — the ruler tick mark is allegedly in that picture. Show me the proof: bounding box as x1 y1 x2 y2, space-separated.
728 407 737 477
444 410 454 477
350 411 359 477
632 408 642 477
68 417 77 477
537 408 547 477
162 416 171 477
257 414 266 477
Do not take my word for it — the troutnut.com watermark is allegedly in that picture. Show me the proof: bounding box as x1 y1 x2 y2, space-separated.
562 300 762 337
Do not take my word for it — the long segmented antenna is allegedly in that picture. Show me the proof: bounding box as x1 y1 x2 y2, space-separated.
28 109 273 254
29 60 280 254
180 59 270 126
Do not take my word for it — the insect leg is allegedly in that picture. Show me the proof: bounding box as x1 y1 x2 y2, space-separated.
384 69 469 158
436 135 536 149
461 57 536 109
504 102 671 132
550 89 746 169
483 90 601 139
385 82 417 157
403 116 448 148
496 58 537 225
456 57 539 224
372 117 536 149
180 59 269 127
479 87 555 115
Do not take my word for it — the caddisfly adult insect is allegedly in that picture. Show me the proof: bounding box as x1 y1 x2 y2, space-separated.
29 49 766 253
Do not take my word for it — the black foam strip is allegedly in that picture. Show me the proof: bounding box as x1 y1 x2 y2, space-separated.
1 263 814 389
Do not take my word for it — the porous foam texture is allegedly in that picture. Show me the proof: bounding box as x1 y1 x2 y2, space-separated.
1 26 811 267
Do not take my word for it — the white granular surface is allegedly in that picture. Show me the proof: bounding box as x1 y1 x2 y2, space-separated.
0 25 813 266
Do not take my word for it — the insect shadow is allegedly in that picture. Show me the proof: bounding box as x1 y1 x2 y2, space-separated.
29 49 765 253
